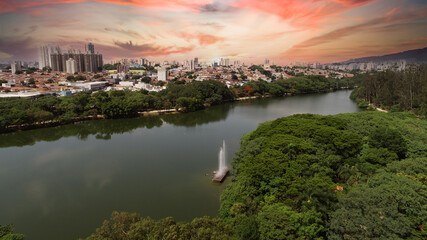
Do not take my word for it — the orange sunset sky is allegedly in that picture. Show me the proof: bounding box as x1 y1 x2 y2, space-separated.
0 0 426 64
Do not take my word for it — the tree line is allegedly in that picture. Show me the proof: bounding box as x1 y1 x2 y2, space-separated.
351 64 427 116
0 75 359 132
0 80 234 132
234 75 359 97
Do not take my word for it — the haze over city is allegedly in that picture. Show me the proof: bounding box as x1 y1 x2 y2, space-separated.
1 0 427 63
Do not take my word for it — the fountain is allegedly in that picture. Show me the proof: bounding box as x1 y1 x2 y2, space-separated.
212 140 229 183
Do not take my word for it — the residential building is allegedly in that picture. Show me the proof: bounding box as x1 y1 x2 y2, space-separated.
158 67 168 81
11 62 21 74
66 58 77 74
39 45 51 70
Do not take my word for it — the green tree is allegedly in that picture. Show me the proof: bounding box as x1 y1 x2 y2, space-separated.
329 169 427 240
0 225 25 240
66 76 75 81
368 126 408 159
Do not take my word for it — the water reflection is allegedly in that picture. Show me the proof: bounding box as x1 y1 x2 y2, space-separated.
0 103 233 148
161 103 232 127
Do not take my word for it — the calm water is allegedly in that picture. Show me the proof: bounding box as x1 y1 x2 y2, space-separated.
0 90 360 240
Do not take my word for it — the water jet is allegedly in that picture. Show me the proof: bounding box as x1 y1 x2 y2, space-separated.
212 140 229 183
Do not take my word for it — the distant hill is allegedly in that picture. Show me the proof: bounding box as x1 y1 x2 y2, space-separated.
339 47 427 64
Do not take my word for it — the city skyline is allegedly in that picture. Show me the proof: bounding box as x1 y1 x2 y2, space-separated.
0 0 426 64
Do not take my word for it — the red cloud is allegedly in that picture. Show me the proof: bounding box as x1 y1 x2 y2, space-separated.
113 40 195 56
197 34 224 46
232 0 376 28
0 0 214 13
178 32 224 46
331 0 374 6
282 6 427 62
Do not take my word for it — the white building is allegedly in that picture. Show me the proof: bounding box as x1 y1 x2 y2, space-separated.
39 45 51 70
190 59 195 71
66 58 77 74
119 81 134 87
11 62 21 74
75 82 106 91
158 67 168 81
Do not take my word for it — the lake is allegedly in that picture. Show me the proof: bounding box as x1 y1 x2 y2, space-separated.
0 90 360 239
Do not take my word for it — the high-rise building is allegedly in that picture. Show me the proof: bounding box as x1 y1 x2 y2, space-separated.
39 45 51 70
224 58 229 66
51 52 63 72
194 57 199 67
66 58 77 74
190 59 195 71
88 43 95 54
158 67 168 81
219 58 229 66
11 62 21 74
50 47 103 73
264 59 270 65
117 63 129 73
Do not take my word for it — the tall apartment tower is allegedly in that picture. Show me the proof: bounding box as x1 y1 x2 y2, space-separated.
51 52 63 72
190 59 195 71
11 62 22 74
51 49 102 73
194 57 199 67
158 67 168 81
117 63 129 73
88 43 95 54
66 58 77 74
39 45 51 70
224 58 230 66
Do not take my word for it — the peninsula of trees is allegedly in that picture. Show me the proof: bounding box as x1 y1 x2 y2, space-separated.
85 111 427 240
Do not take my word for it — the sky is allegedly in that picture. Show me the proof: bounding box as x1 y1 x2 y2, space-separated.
0 0 426 64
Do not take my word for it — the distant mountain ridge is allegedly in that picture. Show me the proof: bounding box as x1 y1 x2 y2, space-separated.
338 47 427 64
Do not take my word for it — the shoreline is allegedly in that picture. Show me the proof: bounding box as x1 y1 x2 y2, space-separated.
0 90 349 134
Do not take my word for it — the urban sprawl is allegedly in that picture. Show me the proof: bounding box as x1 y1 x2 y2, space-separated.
0 43 410 98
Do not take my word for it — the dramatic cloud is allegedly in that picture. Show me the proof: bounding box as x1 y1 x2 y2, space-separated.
0 0 214 13
113 40 195 56
287 6 427 50
104 27 144 39
198 2 236 13
0 37 38 60
0 0 426 63
178 32 225 46
232 0 376 27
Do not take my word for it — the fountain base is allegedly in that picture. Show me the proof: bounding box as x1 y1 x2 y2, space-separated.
212 168 229 183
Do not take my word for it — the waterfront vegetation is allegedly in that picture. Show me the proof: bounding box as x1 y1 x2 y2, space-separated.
0 224 24 240
85 111 427 240
0 75 358 132
351 64 427 116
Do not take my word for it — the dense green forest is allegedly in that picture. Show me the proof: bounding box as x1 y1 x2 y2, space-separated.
234 75 359 97
351 64 427 116
84 111 427 240
0 75 357 132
